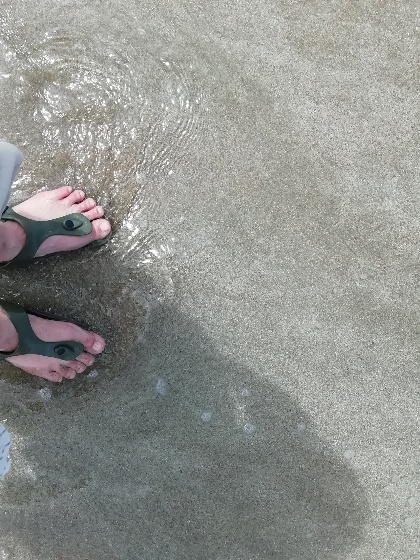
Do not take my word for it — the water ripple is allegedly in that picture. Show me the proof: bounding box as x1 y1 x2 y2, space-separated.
0 14 208 271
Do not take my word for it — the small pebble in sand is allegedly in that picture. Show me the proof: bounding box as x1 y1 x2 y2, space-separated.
408 497 417 507
200 412 212 422
87 369 99 379
297 422 306 432
240 388 251 398
25 466 37 480
37 387 52 401
156 378 168 395
404 517 415 527
344 449 355 460
243 423 256 435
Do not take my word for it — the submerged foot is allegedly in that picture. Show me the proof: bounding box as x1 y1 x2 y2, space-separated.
0 305 105 382
0 186 111 261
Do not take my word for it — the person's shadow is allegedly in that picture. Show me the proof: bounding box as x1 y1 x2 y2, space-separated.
0 243 369 559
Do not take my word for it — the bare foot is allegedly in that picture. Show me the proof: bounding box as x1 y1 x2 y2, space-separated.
0 305 105 382
0 186 111 261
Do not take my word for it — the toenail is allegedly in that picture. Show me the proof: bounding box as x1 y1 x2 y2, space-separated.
93 341 103 352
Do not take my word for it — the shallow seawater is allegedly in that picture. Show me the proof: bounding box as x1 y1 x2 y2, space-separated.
4 0 416 558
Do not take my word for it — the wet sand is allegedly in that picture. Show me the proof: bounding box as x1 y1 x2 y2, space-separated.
0 1 419 558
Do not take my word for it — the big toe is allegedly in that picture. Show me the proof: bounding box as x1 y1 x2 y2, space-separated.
84 332 106 355
91 219 111 240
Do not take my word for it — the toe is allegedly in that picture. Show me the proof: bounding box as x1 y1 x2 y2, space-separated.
50 322 105 356
76 198 97 213
58 364 78 379
83 332 106 355
43 370 63 382
60 324 105 355
83 206 105 221
67 360 87 374
66 189 86 205
91 218 111 240
54 186 73 199
76 352 95 367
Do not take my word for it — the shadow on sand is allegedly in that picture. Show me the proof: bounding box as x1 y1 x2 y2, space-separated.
0 248 369 560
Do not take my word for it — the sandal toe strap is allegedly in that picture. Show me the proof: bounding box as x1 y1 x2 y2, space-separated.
1 207 92 261
0 301 84 361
